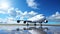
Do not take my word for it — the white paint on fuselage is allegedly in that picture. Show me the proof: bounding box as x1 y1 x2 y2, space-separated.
28 14 46 23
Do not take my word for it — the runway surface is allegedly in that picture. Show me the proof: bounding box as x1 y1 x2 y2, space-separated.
0 24 60 26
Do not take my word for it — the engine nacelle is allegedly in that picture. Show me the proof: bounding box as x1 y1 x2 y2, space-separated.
44 20 48 23
24 21 26 24
17 20 20 23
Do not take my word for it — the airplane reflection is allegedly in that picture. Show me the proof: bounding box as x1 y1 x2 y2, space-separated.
11 26 48 34
28 27 48 34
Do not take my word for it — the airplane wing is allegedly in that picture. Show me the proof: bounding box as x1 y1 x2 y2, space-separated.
17 19 48 23
16 14 47 23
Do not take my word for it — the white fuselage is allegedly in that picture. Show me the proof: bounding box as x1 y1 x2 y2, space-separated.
28 14 46 23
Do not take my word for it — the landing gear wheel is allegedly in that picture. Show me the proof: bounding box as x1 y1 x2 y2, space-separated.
40 23 42 28
34 23 36 27
27 23 29 26
27 23 29 29
34 23 36 26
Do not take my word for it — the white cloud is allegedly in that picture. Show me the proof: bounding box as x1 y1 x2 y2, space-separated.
26 0 38 9
48 11 60 22
0 7 46 24
0 18 7 24
0 7 15 15
0 7 38 19
28 11 37 15
0 10 9 14
0 7 44 24
0 7 39 24
8 7 17 17
6 17 17 24
16 9 38 20
23 11 28 16
0 18 3 23
0 17 18 24
0 11 6 14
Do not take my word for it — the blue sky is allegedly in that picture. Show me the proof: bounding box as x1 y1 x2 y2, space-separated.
10 0 60 16
0 0 60 24
0 0 60 34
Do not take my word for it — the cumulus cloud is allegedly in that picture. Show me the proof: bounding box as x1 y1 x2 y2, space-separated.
16 9 38 20
6 17 17 24
48 11 60 22
0 7 39 24
28 11 37 15
26 0 38 9
0 18 9 24
0 7 44 24
8 7 17 17
0 11 6 14
0 7 38 18
0 7 15 15
0 18 3 23
1 10 60 24
0 17 16 24
0 8 17 24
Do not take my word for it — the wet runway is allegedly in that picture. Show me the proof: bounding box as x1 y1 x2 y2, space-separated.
0 25 60 34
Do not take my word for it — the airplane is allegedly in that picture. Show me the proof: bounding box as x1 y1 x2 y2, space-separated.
17 14 48 26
